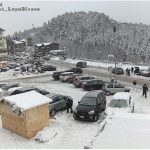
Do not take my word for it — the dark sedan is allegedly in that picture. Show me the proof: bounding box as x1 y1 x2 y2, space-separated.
82 79 105 91
112 67 124 75
41 65 56 72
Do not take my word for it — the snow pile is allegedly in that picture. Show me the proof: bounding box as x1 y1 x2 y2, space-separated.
34 127 58 143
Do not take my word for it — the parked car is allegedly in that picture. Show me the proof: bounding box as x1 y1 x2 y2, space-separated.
1 67 9 72
82 79 106 91
60 72 74 82
112 67 124 75
141 70 150 77
7 86 23 95
108 92 134 113
41 65 56 72
134 67 140 75
73 90 106 121
46 93 73 117
52 67 83 80
73 76 96 88
20 66 26 72
2 83 20 91
6 65 15 69
68 74 82 83
102 82 130 96
76 61 87 68
9 87 49 96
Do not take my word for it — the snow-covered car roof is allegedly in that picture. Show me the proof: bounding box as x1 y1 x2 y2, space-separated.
112 92 131 100
4 91 52 111
60 72 74 75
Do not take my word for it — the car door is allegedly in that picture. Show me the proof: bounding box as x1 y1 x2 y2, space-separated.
96 94 104 113
97 80 104 90
56 95 66 110
107 83 114 94
128 96 133 112
114 84 124 93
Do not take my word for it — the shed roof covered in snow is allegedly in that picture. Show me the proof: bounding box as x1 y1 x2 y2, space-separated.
4 91 51 111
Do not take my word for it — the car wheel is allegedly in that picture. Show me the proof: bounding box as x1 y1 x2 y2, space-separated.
50 109 56 117
93 115 99 122
89 87 94 91
106 91 110 96
73 113 77 120
125 90 129 92
132 105 134 113
102 105 106 111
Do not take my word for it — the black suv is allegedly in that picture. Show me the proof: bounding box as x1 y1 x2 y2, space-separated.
73 91 106 121
82 79 105 91
112 67 124 75
52 67 83 80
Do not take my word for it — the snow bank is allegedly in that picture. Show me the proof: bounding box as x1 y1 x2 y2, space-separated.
34 127 58 143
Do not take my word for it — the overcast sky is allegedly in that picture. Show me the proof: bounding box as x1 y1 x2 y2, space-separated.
1 0 150 35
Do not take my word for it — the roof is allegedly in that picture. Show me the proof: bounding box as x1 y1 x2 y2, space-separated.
13 40 23 44
85 90 104 97
4 91 51 111
61 72 74 75
34 42 59 47
112 92 131 100
20 39 26 42
50 50 67 53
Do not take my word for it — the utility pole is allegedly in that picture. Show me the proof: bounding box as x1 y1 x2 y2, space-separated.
113 25 117 82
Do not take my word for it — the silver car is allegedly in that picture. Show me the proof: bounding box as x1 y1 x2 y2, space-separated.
102 82 130 96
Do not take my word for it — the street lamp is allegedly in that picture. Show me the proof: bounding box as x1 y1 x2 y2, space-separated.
111 22 117 82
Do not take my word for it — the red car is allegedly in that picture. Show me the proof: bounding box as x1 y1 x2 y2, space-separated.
142 71 150 77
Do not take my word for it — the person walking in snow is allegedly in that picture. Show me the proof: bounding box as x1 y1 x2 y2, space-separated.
143 83 148 98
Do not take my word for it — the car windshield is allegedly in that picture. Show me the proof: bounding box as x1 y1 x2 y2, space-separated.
80 97 96 106
109 99 128 108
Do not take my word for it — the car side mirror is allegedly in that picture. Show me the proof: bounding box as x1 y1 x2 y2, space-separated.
78 101 80 104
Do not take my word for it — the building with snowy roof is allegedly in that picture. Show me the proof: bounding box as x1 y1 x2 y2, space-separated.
0 91 51 139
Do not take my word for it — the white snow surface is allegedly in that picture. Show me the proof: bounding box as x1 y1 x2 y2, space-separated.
0 60 150 148
93 113 150 149
4 91 52 111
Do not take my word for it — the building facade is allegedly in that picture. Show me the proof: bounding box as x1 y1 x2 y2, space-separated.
0 28 7 53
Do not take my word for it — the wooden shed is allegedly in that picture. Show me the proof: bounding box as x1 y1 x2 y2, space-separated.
0 91 51 139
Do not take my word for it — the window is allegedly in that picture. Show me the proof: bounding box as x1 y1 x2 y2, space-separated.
58 95 64 100
114 84 124 88
107 84 113 88
52 96 59 102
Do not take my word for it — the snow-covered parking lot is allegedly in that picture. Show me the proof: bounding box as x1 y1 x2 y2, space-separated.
0 73 150 148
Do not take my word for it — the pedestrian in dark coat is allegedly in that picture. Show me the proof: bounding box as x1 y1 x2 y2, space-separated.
131 67 134 73
143 83 148 98
66 97 73 113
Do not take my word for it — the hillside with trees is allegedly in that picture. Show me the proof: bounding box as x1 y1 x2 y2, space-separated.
14 11 150 63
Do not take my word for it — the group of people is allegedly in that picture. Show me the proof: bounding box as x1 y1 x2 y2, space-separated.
126 67 136 76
